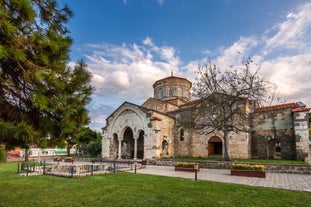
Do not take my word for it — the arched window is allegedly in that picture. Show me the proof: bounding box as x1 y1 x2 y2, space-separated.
159 88 165 98
179 128 184 141
169 88 174 97
178 88 183 97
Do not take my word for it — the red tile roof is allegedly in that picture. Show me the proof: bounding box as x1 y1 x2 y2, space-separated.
255 102 299 112
292 107 310 112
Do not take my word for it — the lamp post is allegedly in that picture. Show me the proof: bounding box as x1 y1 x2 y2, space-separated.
134 161 137 174
67 136 71 157
194 164 199 181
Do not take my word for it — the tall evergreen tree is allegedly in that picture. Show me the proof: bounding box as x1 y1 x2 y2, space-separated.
0 0 92 160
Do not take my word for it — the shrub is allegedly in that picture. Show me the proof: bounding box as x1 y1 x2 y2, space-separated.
232 163 265 171
175 162 198 167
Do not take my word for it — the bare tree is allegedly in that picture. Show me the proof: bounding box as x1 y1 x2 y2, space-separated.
191 58 270 161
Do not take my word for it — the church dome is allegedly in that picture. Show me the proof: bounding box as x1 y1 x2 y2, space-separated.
152 75 192 102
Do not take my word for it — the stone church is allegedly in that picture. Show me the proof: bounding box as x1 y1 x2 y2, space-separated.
102 75 310 161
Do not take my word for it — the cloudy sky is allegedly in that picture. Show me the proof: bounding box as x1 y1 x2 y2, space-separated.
62 0 311 132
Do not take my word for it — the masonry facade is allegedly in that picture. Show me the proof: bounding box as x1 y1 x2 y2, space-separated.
102 75 310 161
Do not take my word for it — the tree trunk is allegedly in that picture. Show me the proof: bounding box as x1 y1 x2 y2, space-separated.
223 129 231 161
67 143 71 157
24 148 29 162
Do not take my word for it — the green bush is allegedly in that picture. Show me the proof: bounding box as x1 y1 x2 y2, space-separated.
232 163 265 171
0 148 7 162
175 162 198 167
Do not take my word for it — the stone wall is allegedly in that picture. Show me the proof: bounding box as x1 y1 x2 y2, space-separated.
293 110 310 160
156 160 311 174
251 108 297 160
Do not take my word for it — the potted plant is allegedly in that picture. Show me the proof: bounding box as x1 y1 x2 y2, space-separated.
64 157 74 163
175 162 200 172
231 163 266 178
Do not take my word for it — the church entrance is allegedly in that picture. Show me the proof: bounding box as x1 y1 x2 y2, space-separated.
208 136 222 157
268 139 281 159
137 130 144 159
122 127 134 159
162 140 169 157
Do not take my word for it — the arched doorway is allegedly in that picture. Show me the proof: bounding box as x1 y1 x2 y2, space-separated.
162 140 169 157
208 136 222 156
268 139 281 159
122 127 134 159
137 130 144 159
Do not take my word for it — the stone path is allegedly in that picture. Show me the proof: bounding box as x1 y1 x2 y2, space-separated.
133 165 311 192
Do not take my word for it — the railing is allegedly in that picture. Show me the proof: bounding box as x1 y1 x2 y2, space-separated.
17 160 147 178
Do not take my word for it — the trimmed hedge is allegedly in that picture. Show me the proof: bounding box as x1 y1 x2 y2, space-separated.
232 163 265 171
175 162 198 167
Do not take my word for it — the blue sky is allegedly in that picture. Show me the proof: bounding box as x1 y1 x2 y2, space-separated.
61 0 311 132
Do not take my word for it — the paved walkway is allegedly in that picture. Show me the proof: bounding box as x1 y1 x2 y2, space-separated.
132 165 311 192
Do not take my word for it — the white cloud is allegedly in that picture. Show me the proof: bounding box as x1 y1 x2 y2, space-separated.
84 38 181 104
81 2 311 132
263 2 311 55
215 36 259 67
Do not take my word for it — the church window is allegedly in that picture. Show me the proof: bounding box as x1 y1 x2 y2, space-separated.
178 88 183 97
159 88 165 98
169 88 174 97
179 128 184 141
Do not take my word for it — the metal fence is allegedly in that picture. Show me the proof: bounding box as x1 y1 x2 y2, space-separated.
17 160 146 178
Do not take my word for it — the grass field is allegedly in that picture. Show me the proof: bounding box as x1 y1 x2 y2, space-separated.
1 162 311 207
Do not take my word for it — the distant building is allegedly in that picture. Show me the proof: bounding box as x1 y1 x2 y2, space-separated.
102 75 310 161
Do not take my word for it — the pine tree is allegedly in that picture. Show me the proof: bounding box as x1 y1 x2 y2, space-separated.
0 0 92 160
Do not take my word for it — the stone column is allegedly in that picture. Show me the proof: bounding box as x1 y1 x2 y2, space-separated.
118 138 122 159
134 136 138 160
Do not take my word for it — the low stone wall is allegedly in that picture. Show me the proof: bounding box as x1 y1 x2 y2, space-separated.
156 160 311 175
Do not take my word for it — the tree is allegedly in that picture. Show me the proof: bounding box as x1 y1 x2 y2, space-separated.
0 0 92 160
73 127 102 157
191 58 270 161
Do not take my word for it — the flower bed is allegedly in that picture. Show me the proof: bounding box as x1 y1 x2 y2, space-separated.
64 157 74 163
175 162 200 172
231 163 265 178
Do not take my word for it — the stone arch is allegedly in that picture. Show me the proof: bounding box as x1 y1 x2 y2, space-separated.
137 130 145 159
268 139 281 159
121 127 134 159
162 139 169 157
208 136 223 156
108 103 147 139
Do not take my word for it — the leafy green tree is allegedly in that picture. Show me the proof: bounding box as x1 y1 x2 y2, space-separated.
0 0 92 160
73 127 102 157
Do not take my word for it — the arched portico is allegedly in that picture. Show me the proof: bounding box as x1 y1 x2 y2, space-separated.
121 127 135 159
114 127 145 160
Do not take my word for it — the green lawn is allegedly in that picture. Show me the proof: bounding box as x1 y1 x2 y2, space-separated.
1 162 311 207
